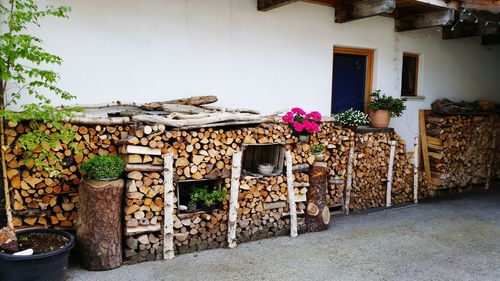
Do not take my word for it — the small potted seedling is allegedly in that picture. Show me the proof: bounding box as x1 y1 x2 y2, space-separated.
190 187 228 213
77 155 126 270
312 144 325 162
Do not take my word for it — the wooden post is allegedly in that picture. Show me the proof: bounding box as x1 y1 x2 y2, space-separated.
227 151 242 248
344 141 355 215
163 153 175 260
0 120 13 229
485 131 497 190
413 137 419 204
386 140 397 208
285 151 298 238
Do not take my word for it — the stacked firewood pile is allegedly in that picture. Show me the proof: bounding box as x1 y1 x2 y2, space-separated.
124 232 163 264
425 115 497 189
4 121 129 229
350 132 414 211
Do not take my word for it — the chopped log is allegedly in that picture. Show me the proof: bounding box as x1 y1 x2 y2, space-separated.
306 161 329 232
75 178 124 270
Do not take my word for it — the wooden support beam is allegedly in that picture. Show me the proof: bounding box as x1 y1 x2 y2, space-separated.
482 32 500 45
163 153 175 260
227 152 242 248
386 141 396 208
413 0 461 10
335 0 396 23
257 0 299 11
285 151 298 238
413 137 419 204
396 9 455 31
344 141 355 215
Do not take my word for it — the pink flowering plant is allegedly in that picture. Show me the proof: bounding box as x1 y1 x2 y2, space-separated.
282 108 322 136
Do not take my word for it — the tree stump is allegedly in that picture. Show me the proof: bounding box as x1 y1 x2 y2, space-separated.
76 178 124 270
306 161 329 232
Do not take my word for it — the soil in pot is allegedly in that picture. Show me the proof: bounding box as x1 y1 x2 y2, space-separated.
16 232 70 254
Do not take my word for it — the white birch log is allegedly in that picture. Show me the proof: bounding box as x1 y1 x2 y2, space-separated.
162 104 211 114
485 131 497 190
228 152 242 249
413 137 419 204
386 140 397 208
285 151 298 238
163 153 175 260
63 116 130 125
344 141 355 215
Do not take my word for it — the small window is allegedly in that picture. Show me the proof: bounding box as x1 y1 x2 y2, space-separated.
401 53 419 97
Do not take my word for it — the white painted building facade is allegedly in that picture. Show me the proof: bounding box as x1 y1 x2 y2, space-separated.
18 0 500 146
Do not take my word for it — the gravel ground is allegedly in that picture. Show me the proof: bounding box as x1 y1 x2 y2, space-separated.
66 186 500 281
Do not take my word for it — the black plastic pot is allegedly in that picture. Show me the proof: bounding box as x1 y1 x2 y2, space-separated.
0 228 75 281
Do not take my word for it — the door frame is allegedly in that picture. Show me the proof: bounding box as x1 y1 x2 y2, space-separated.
332 46 374 112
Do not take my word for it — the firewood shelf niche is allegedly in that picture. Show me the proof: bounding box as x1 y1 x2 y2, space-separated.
241 143 285 176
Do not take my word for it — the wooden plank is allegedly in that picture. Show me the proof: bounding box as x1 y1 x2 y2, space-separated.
396 9 455 31
124 164 163 172
228 152 242 248
335 0 396 23
285 151 298 238
426 136 442 146
121 145 161 156
386 140 396 208
413 137 419 204
125 223 161 236
428 151 442 159
427 143 443 150
257 0 299 11
419 110 433 186
264 201 287 210
294 194 307 202
482 32 500 46
163 153 175 260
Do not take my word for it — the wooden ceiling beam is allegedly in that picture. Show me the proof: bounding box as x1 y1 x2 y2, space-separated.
412 1 461 10
482 32 500 45
257 0 300 11
443 10 500 39
395 9 455 31
334 0 396 23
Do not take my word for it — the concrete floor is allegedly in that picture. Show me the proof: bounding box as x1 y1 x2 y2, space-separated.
67 187 500 281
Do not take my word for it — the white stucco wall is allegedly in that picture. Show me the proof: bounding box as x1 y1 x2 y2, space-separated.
12 0 500 147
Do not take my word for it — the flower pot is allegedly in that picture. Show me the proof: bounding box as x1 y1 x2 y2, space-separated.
313 153 324 162
200 203 218 213
0 229 74 281
369 110 391 128
298 135 310 142
76 178 124 271
257 163 275 175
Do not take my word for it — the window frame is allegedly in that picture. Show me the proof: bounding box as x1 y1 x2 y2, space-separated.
401 52 420 97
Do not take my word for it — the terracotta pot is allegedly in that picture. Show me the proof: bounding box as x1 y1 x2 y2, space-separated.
369 110 391 128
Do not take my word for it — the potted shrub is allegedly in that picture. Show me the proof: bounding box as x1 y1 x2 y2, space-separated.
76 155 125 271
190 187 228 213
0 227 75 281
368 90 407 128
333 108 369 130
282 108 322 142
311 144 325 162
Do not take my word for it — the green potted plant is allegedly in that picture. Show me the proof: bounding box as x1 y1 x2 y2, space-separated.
311 144 325 162
76 155 126 270
190 187 228 213
368 90 407 128
333 108 370 130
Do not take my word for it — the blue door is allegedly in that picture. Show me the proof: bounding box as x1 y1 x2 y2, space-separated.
331 53 367 114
